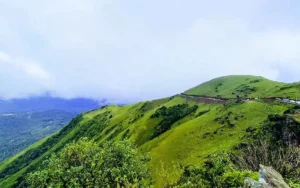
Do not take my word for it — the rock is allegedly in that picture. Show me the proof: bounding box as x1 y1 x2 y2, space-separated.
244 177 272 188
244 164 290 188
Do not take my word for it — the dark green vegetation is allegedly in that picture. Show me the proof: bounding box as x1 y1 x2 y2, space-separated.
174 154 258 187
231 114 300 182
0 110 75 162
26 138 150 188
151 104 198 137
0 75 299 187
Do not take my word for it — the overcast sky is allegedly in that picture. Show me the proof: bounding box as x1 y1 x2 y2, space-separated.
1 0 300 103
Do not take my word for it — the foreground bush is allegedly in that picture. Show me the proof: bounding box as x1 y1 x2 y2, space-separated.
175 154 258 188
230 139 300 180
26 138 151 188
230 114 300 186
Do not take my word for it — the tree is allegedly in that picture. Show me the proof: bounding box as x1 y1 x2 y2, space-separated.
26 138 151 188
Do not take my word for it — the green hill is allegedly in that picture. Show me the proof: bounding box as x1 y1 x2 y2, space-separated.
185 75 300 99
0 75 299 187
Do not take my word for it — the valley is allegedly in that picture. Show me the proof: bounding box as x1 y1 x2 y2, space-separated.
0 96 104 163
0 110 76 162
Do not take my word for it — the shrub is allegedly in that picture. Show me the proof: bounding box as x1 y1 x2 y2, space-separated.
175 154 257 188
221 169 257 187
156 162 183 188
232 114 300 180
196 110 210 117
230 139 300 180
26 138 151 188
151 104 198 138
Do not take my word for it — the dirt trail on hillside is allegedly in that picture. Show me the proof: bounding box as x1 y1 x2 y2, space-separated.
180 94 280 104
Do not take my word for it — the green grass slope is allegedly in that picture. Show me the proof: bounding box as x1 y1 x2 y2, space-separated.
0 75 298 187
185 75 300 99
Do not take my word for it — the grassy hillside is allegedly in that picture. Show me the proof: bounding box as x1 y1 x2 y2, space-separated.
185 75 300 99
0 75 299 187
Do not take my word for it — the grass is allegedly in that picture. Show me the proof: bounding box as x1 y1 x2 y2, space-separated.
185 75 300 99
143 101 287 186
1 75 298 187
0 98 289 187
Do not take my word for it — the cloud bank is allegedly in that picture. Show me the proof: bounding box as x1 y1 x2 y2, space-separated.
0 0 300 103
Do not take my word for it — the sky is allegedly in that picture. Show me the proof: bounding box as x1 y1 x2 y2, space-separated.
1 0 300 103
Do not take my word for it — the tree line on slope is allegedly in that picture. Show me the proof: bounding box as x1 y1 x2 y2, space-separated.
150 104 198 138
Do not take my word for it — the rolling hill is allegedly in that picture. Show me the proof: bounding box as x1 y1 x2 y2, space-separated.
0 75 299 187
185 75 300 99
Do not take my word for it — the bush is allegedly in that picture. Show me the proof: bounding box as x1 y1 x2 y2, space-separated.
175 154 258 188
151 104 198 138
26 138 151 188
232 115 300 180
221 169 257 187
230 139 300 180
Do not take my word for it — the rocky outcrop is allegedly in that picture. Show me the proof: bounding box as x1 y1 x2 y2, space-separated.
244 164 290 188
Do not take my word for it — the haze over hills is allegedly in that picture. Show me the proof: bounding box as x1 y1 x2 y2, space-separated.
0 110 75 162
0 75 299 187
2 0 300 186
0 96 104 113
0 96 106 162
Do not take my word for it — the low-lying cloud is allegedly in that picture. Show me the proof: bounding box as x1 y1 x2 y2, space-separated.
0 0 300 103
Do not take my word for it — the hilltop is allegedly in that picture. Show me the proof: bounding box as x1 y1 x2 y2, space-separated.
185 75 300 99
0 75 299 187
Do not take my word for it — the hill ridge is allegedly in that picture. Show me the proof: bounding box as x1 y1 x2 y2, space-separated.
1 75 299 187
184 75 300 100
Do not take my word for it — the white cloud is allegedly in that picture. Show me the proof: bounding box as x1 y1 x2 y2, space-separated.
0 51 54 99
20 61 52 80
0 0 300 102
0 51 52 80
0 51 13 62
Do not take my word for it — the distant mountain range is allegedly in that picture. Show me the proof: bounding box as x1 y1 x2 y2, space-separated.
0 96 107 162
0 96 106 113
0 110 76 162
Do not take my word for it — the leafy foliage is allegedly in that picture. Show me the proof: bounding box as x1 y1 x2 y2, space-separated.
175 155 257 188
196 109 210 117
233 84 256 97
231 114 300 180
26 138 151 188
151 104 198 137
231 139 300 181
